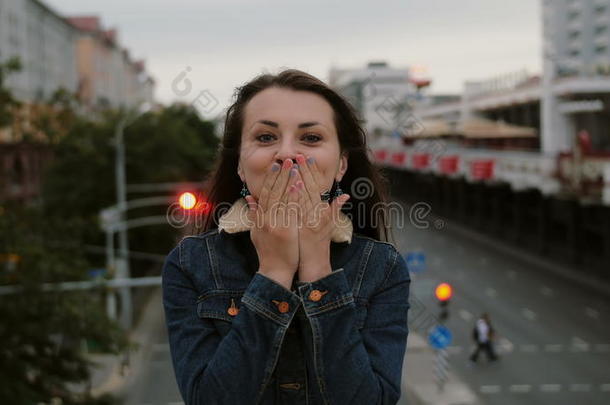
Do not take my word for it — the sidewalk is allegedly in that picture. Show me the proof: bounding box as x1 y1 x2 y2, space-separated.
400 333 483 405
86 287 163 398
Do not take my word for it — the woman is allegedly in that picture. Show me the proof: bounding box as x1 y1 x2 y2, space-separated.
162 69 411 405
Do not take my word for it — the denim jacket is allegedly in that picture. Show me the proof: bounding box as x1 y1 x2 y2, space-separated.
162 198 411 405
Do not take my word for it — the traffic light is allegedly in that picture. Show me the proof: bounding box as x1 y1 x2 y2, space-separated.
178 192 197 210
435 282 452 321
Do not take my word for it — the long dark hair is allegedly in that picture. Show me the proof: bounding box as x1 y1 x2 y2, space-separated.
197 69 394 243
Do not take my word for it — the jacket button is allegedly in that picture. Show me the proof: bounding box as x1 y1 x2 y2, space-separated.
308 290 328 302
272 300 290 313
227 298 239 316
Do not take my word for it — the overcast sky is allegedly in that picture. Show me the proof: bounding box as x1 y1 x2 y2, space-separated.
47 0 541 117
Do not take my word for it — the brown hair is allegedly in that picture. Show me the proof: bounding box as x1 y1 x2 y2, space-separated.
197 69 394 243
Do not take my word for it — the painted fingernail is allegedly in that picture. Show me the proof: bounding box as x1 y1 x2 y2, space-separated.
271 163 280 172
307 156 315 165
293 164 299 170
290 168 297 177
283 159 292 169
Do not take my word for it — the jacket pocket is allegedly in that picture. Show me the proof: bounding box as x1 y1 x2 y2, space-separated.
197 292 244 336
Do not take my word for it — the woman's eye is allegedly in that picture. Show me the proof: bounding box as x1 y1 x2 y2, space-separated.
256 133 276 143
303 133 322 143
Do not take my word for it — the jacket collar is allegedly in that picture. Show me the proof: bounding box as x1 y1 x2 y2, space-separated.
218 197 353 244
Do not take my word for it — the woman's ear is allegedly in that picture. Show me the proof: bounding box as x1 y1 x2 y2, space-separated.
337 152 348 181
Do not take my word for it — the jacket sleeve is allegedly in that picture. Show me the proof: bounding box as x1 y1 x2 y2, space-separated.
294 244 410 405
162 242 303 405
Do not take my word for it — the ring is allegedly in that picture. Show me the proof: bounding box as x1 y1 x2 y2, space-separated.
320 190 331 202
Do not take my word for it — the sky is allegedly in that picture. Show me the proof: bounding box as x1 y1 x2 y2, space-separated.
47 0 542 117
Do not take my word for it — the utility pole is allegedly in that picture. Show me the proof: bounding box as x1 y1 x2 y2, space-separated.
114 114 132 331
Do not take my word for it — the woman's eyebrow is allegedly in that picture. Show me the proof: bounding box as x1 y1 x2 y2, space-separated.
256 120 321 129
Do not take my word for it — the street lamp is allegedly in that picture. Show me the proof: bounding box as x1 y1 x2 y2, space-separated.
114 102 151 331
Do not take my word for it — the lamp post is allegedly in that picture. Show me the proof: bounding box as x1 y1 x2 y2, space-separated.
114 103 151 331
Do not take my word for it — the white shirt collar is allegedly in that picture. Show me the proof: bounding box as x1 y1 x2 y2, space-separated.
218 197 353 244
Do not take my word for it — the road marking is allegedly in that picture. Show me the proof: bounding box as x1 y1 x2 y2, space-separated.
521 308 537 321
595 343 610 353
447 346 464 354
509 384 531 393
459 309 473 322
485 288 497 298
571 337 590 352
480 385 501 394
497 337 514 354
540 286 553 297
540 384 561 392
520 344 538 353
544 344 563 352
570 383 591 392
585 307 599 320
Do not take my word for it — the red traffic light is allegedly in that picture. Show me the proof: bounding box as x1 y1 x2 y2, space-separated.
435 283 452 301
178 192 197 210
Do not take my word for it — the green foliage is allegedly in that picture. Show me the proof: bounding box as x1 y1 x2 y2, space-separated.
0 57 23 128
0 204 130 404
41 104 219 273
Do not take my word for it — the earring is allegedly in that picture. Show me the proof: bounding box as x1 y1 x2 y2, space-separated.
240 182 250 197
333 180 344 199
321 180 342 202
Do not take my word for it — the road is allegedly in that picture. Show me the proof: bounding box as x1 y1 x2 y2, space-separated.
393 200 610 405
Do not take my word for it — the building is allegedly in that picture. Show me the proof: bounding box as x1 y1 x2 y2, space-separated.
66 16 155 110
0 0 155 203
541 0 610 155
0 0 79 102
382 0 610 205
0 0 155 110
329 61 423 141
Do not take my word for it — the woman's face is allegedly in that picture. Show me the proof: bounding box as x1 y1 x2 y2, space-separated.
238 87 348 200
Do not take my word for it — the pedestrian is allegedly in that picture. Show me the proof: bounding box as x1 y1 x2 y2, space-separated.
162 69 411 404
469 313 498 363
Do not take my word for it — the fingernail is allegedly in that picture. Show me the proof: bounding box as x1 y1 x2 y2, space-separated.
271 163 280 172
307 156 315 165
290 168 297 177
293 164 299 170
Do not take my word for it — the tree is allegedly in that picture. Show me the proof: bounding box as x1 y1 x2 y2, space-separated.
41 104 219 275
0 203 130 404
0 57 23 130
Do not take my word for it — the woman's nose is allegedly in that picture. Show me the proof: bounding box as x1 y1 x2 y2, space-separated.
275 157 297 165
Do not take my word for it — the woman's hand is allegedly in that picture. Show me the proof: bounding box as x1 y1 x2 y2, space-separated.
294 154 350 282
244 159 301 290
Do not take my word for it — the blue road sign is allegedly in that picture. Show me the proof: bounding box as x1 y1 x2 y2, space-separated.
428 325 452 350
88 268 107 279
405 251 426 273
